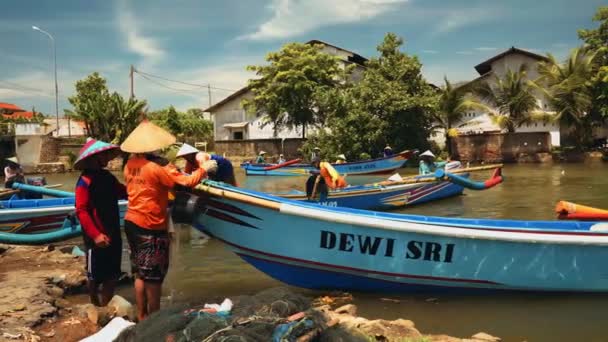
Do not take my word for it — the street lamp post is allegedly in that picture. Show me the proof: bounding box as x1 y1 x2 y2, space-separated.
32 26 66 137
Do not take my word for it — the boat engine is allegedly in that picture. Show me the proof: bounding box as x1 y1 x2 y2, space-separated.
171 191 208 224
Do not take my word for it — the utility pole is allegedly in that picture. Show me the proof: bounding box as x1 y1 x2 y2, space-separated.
130 65 135 98
207 84 212 108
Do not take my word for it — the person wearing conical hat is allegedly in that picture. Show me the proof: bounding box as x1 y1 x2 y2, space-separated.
335 154 346 164
383 145 393 157
73 138 126 306
256 151 266 164
311 147 321 161
4 156 24 189
277 154 286 164
121 120 217 321
418 150 447 175
176 143 237 186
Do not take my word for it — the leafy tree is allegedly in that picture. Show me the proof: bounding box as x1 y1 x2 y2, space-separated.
66 72 147 144
243 42 348 138
431 77 490 153
578 6 608 121
149 107 213 143
302 33 437 160
473 65 540 132
532 48 597 147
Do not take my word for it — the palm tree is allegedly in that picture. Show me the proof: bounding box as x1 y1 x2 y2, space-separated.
473 65 540 132
109 92 147 145
531 48 597 146
432 77 491 153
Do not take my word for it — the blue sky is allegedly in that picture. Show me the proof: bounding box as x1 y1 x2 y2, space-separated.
0 0 604 115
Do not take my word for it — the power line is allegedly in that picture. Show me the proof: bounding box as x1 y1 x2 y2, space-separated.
134 68 239 92
136 73 210 94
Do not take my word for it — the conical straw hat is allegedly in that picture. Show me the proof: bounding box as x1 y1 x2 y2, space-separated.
176 143 199 157
74 138 120 170
121 119 176 153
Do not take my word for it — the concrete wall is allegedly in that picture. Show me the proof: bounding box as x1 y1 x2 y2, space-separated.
451 132 551 163
214 138 306 162
15 136 43 169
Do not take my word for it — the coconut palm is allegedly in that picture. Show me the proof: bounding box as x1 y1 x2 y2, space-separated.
473 65 540 133
431 77 491 153
110 92 147 145
531 48 597 146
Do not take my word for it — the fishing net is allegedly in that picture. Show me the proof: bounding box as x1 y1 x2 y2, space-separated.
114 287 328 342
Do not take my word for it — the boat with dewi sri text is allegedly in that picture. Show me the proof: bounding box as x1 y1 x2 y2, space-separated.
172 180 608 293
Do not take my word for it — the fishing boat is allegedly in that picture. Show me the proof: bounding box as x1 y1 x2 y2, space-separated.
172 180 608 293
242 151 413 176
556 201 608 220
0 197 128 245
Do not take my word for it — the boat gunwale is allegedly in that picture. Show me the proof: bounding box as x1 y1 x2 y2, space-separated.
195 182 608 244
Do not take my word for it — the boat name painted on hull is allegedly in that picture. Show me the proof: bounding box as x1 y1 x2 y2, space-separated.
320 230 455 263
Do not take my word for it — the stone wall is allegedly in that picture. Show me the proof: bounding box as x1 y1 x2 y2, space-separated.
39 136 61 163
214 138 306 162
451 132 551 163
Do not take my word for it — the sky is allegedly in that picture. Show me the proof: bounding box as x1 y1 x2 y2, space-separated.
0 0 605 116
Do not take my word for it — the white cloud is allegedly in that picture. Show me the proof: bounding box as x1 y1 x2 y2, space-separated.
116 0 165 64
242 0 408 40
422 50 438 54
456 51 473 55
474 47 498 51
434 7 501 35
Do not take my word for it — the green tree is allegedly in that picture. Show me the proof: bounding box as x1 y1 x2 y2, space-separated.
66 72 147 144
302 33 437 160
473 65 540 132
243 42 347 138
578 6 608 121
149 107 213 143
431 77 490 153
532 48 597 147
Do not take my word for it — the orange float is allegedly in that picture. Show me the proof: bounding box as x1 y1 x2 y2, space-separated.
555 201 608 220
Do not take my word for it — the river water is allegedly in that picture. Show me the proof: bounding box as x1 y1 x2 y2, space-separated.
41 162 608 341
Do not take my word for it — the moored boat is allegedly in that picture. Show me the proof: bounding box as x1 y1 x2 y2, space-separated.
242 151 413 176
0 197 127 244
173 180 608 293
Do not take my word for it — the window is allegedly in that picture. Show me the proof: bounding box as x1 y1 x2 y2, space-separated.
233 131 243 140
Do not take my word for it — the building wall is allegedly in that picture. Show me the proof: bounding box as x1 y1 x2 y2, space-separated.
451 132 551 162
214 138 306 161
213 92 252 141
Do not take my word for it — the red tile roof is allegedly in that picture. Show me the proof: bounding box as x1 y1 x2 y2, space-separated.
0 102 25 111
2 111 34 119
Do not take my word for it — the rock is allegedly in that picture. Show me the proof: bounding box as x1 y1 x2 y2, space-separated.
0 243 10 254
97 306 115 327
79 304 99 325
392 319 415 329
471 332 501 341
2 332 22 339
334 304 357 316
107 295 135 321
46 286 65 298
43 244 56 252
51 274 67 285
13 304 26 311
54 298 71 309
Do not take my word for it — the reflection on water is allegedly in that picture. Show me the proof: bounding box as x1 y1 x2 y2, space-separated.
41 163 608 341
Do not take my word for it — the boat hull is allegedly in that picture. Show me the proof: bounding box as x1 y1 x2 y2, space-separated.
192 183 608 293
280 177 465 210
243 151 411 176
0 198 127 244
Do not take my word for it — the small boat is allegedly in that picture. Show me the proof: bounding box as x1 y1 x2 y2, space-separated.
172 180 608 293
277 166 502 210
0 196 127 245
556 201 608 220
242 151 413 176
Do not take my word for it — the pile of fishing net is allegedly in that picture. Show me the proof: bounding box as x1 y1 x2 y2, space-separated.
114 287 331 342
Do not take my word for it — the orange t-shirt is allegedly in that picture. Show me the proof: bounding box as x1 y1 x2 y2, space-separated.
124 156 206 230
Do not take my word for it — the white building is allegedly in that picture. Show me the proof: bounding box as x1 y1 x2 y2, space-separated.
205 40 367 141
432 47 562 147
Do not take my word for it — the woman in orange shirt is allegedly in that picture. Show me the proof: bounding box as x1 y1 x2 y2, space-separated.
120 120 217 321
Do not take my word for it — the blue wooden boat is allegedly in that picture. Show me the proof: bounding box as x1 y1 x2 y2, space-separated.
0 197 127 245
277 176 466 210
242 151 413 176
174 180 608 293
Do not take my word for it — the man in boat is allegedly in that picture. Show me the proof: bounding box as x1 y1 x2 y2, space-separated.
121 120 217 321
176 143 237 186
383 145 393 157
4 157 24 189
335 154 347 164
74 138 127 307
311 147 321 161
419 150 447 175
306 157 347 200
278 154 286 164
256 151 266 164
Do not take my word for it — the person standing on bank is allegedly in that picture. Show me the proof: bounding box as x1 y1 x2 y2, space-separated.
121 120 216 321
74 138 126 306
